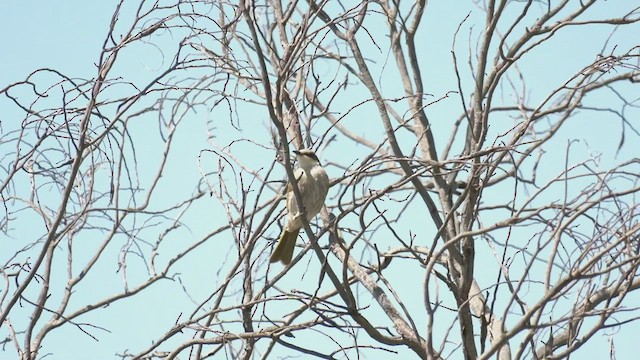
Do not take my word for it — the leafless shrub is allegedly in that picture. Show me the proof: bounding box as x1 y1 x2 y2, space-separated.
1 1 639 359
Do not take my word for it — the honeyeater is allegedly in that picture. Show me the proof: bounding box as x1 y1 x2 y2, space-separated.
269 149 329 265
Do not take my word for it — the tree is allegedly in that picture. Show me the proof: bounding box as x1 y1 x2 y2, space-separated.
1 1 640 359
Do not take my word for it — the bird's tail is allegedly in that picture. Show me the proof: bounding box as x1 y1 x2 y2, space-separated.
269 228 300 265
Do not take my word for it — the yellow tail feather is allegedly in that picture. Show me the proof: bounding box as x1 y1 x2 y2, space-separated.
269 228 300 265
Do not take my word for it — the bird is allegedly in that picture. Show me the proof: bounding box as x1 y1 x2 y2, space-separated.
269 148 330 265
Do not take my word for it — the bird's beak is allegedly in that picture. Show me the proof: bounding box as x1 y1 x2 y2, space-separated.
292 150 300 155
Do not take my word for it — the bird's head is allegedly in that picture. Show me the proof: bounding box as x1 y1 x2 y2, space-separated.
294 149 321 170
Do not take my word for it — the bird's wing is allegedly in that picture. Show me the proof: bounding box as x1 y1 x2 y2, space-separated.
286 168 306 213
